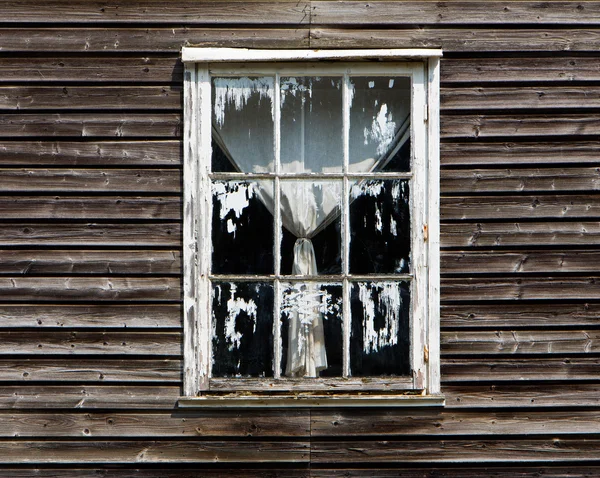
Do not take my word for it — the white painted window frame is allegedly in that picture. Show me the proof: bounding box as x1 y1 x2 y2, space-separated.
181 48 442 407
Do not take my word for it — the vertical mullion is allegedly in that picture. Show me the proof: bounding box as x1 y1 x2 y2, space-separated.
273 73 282 379
342 73 351 378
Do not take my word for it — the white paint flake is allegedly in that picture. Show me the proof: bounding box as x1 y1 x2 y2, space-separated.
281 284 341 326
212 181 255 236
363 103 396 156
224 284 257 351
388 79 395 88
358 282 402 354
213 77 274 127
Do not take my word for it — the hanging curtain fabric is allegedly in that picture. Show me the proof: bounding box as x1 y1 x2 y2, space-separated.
212 75 411 377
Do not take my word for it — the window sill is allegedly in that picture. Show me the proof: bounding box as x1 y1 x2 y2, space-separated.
178 393 445 408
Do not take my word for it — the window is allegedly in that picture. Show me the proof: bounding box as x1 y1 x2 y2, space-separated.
181 48 442 407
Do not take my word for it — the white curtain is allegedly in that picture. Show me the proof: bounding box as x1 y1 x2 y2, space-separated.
212 76 410 377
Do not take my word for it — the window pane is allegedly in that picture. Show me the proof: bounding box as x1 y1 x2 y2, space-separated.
350 281 411 376
212 180 274 274
212 281 274 378
212 76 275 173
280 282 343 378
279 180 342 275
280 77 343 173
349 77 411 173
350 179 410 274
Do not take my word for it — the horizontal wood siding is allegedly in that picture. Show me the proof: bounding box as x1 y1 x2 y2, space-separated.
2 1 600 476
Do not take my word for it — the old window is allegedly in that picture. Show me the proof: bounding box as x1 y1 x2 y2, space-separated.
181 48 442 406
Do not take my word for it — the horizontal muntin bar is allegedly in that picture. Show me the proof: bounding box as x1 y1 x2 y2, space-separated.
209 172 413 180
210 274 413 282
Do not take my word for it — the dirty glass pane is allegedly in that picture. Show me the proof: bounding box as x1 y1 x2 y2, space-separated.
280 282 343 378
212 180 274 274
280 76 343 173
279 180 342 275
350 179 410 274
212 281 274 378
349 77 411 173
350 281 411 376
212 76 275 173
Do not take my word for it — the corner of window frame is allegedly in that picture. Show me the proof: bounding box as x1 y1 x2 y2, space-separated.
180 48 443 408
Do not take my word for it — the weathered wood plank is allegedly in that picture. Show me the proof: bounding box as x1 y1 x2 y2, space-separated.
443 277 600 301
310 28 600 52
312 468 600 478
0 470 310 478
0 57 181 83
442 222 600 248
444 383 600 408
0 28 309 52
312 2 600 26
442 251 600 274
0 169 180 193
0 250 180 275
441 142 600 167
0 385 180 409
0 359 180 382
441 303 600 328
0 440 309 463
0 114 180 138
0 331 181 355
310 409 600 437
442 196 600 221
442 330 600 355
441 57 600 83
442 168 600 193
0 277 180 302
0 141 181 166
0 196 180 220
0 411 309 438
0 223 181 247
442 86 600 110
0 86 181 110
0 1 311 24
442 357 600 381
311 438 600 463
0 304 181 328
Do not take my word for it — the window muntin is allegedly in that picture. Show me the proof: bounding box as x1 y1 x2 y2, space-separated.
182 51 441 403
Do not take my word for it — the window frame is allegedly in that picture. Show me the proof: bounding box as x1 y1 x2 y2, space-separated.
181 48 442 407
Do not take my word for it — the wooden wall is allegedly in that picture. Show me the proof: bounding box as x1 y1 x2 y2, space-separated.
2 1 600 475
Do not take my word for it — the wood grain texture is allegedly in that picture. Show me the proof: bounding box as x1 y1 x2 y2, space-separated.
0 28 309 52
442 196 600 221
0 114 181 138
442 357 600 381
311 468 600 478
0 196 180 220
0 470 311 478
0 223 181 247
442 303 600 328
0 277 180 302
0 304 181 328
0 330 181 356
310 28 600 52
0 440 309 463
442 86 600 110
0 1 311 24
0 57 181 83
0 86 181 110
0 141 181 166
0 250 180 275
442 222 600 247
442 251 600 274
312 2 600 25
442 168 600 193
441 142 600 166
441 57 600 83
0 359 181 382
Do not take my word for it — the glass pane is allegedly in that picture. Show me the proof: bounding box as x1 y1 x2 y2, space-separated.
350 180 410 274
279 180 342 275
350 281 410 376
280 76 343 173
349 77 411 173
212 76 275 173
280 282 343 378
212 180 274 274
212 281 274 378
